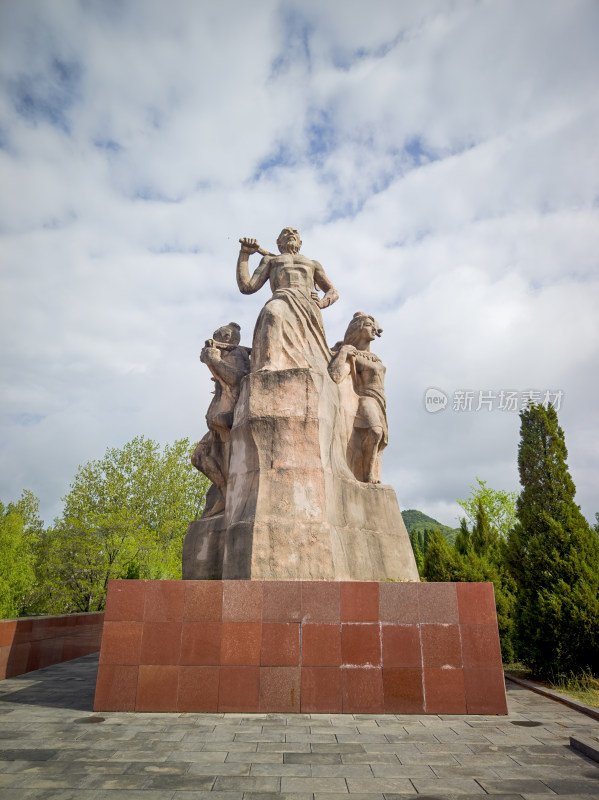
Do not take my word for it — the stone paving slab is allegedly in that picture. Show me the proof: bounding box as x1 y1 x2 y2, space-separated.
0 653 598 798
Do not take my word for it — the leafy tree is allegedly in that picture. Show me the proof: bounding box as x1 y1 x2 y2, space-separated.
0 492 39 618
422 530 460 582
457 478 517 540
408 530 425 575
506 404 599 677
454 518 471 557
38 436 209 613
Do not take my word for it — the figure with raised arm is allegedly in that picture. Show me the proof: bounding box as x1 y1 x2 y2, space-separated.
237 227 339 372
329 312 388 484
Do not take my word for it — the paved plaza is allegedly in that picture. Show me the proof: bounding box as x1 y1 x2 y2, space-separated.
0 654 598 799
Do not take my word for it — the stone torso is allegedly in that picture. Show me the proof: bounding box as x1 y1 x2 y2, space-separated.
354 351 386 397
206 347 249 434
268 253 315 293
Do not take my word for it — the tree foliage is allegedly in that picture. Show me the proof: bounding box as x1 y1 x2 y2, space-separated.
33 436 209 614
506 404 599 677
0 491 41 617
456 478 517 540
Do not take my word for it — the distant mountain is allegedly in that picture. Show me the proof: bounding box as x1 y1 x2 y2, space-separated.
401 509 460 545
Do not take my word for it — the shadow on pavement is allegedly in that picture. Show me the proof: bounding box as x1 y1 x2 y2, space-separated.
0 653 98 712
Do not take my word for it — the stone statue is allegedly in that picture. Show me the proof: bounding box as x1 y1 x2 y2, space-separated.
236 227 339 372
329 312 388 484
183 228 419 583
191 322 250 517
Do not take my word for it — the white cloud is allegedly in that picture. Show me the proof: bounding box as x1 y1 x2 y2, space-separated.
1 0 598 527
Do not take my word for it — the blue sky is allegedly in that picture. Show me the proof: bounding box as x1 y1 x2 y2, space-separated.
1 0 598 526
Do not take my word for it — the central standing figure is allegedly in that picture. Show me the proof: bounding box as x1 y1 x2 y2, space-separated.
237 227 339 372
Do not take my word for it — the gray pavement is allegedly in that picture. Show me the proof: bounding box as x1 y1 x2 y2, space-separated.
0 654 598 799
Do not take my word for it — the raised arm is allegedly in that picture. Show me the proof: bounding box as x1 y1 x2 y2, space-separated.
236 238 272 295
313 260 339 309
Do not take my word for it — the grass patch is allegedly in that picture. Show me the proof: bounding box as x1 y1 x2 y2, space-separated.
504 663 599 708
551 671 599 708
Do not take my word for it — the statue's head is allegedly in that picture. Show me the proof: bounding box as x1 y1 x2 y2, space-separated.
276 227 302 254
343 312 382 347
213 322 241 346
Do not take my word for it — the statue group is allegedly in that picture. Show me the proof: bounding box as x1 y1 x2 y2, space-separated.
183 227 418 582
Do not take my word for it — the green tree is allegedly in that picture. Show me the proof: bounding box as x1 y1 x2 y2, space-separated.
506 404 599 677
0 492 39 618
422 530 460 582
39 436 209 613
454 518 471 556
457 478 517 540
408 530 424 575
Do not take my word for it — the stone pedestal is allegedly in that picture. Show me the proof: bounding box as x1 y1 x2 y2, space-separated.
183 369 419 582
94 579 508 715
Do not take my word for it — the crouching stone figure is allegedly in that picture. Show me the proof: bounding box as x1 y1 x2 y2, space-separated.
191 322 250 516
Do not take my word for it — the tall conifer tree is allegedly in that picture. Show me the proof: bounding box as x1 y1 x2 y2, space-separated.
506 404 599 676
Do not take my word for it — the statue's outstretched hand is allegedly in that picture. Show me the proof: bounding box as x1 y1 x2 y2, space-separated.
239 237 260 254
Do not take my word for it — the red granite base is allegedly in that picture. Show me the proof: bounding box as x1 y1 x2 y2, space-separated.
94 580 507 714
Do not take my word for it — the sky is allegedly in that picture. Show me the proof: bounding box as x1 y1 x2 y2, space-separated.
1 0 598 529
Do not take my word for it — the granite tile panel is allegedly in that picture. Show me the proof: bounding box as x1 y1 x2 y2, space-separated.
184 580 223 621
98 621 143 666
301 582 340 623
259 667 301 712
420 624 462 668
262 582 302 622
104 580 146 621
222 581 263 622
342 667 384 714
300 667 342 713
418 582 459 623
143 579 185 622
261 623 300 666
180 621 222 665
379 582 419 624
341 624 381 667
423 667 467 714
221 622 262 666
135 664 179 712
93 664 139 711
177 665 220 712
219 666 260 712
301 623 341 667
381 624 421 668
140 621 182 665
340 582 380 623
382 668 425 714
